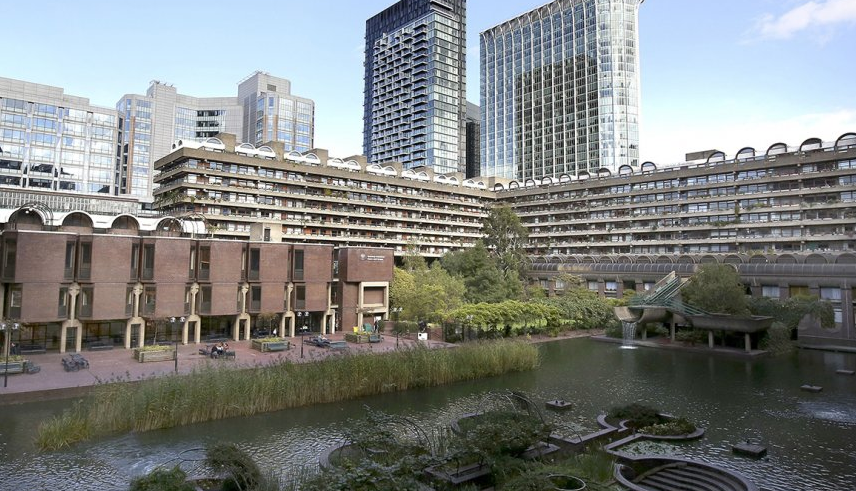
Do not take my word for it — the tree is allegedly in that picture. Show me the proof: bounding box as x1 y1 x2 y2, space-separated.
442 241 521 303
681 264 749 315
390 264 465 323
482 205 529 278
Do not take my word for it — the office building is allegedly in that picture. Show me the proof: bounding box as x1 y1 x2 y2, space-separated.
465 102 480 178
0 77 119 197
237 71 315 151
116 81 243 201
364 0 467 174
481 0 642 180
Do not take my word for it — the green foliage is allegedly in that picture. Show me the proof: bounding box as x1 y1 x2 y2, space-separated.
674 329 706 345
544 288 619 331
442 241 522 303
129 466 194 491
456 411 551 458
639 417 696 436
759 321 796 355
608 404 661 429
482 205 529 278
205 443 263 491
37 341 539 450
391 263 466 323
681 264 749 315
449 301 563 338
301 460 428 491
748 295 835 330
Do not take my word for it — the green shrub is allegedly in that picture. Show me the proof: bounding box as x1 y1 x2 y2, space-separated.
205 443 263 491
129 466 194 491
607 404 661 429
456 410 551 458
674 329 705 345
759 321 795 355
639 417 696 436
604 325 623 338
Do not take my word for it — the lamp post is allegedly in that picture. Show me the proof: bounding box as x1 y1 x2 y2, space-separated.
169 316 185 373
1 321 20 388
297 312 308 358
391 307 403 348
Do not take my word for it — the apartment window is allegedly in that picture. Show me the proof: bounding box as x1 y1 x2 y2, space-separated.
761 286 780 299
78 242 92 280
130 243 140 280
263 227 271 242
58 287 69 318
820 287 842 302
142 244 155 280
7 284 22 318
249 248 260 280
294 250 304 281
294 285 306 310
200 286 212 314
64 240 76 280
332 260 339 279
189 247 196 279
198 246 210 280
142 286 156 315
237 285 244 312
250 285 261 312
125 286 135 317
78 287 93 318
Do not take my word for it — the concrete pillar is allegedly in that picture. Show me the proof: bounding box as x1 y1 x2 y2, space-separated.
745 333 752 353
635 280 645 293
708 330 715 349
840 286 854 343
641 326 647 341
670 320 676 342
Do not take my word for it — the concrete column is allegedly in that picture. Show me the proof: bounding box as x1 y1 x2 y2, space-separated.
636 280 645 293
708 330 714 349
745 333 752 353
670 320 676 342
641 326 647 341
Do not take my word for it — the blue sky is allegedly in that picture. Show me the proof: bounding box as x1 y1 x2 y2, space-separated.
4 0 856 165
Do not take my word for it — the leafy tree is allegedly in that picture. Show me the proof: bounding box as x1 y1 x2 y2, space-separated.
401 239 428 272
391 263 465 324
442 241 521 303
749 295 835 330
544 288 618 331
482 205 529 278
681 264 749 315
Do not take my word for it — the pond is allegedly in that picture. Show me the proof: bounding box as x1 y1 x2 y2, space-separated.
0 338 854 491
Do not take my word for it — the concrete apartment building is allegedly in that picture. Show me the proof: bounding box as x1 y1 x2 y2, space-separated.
364 0 468 174
3 131 856 350
480 0 642 180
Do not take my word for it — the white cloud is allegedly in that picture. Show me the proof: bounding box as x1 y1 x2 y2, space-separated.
641 109 856 165
755 0 856 40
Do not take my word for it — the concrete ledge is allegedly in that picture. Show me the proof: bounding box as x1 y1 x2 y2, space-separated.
592 336 770 359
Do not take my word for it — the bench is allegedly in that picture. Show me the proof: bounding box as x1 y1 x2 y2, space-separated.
368 334 382 343
18 344 46 355
329 341 348 351
221 350 236 360
0 361 24 375
61 357 80 372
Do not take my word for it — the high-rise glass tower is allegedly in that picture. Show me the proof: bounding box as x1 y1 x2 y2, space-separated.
480 0 642 180
364 0 467 174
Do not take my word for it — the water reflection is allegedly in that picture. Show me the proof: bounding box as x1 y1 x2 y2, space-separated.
1 339 854 491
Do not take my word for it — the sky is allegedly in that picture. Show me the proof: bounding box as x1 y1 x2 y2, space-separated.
3 0 856 166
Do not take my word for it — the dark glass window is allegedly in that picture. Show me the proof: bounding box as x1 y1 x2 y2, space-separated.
142 244 155 280
294 250 304 281
249 248 260 280
64 241 76 280
78 242 92 280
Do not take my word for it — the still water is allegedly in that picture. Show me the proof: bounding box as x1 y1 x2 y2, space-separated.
1 338 855 491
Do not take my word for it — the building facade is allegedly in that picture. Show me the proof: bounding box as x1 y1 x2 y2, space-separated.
0 210 392 353
364 0 467 174
0 77 119 197
465 102 480 178
480 0 642 180
237 71 315 151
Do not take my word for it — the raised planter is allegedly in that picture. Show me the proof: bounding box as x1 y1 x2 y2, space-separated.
251 339 289 352
344 333 372 344
0 361 25 374
424 461 492 487
133 347 176 363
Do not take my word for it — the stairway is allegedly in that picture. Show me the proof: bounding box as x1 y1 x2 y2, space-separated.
633 462 750 491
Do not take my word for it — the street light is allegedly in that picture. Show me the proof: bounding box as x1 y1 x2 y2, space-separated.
169 316 185 373
391 307 403 348
297 312 309 358
1 321 20 388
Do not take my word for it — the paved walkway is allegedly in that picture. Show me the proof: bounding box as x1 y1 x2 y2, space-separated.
0 332 450 404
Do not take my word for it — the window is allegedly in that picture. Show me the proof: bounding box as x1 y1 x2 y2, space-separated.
130 243 140 280
7 284 22 318
249 248 260 280
200 286 212 314
294 250 304 280
58 287 69 318
761 286 780 298
78 287 93 317
295 285 306 310
250 286 261 312
126 286 135 316
143 286 156 315
198 246 210 280
142 244 155 280
820 287 842 301
78 242 92 280
2 238 16 279
64 241 76 280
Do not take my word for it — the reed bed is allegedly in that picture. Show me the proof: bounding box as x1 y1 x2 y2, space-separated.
36 340 539 451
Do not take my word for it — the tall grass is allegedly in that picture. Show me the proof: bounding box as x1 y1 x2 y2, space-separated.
36 340 539 451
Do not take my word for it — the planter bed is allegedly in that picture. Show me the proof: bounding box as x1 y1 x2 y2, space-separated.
133 348 176 363
251 339 291 352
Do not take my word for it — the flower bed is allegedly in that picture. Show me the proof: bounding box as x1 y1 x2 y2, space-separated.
251 338 289 352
